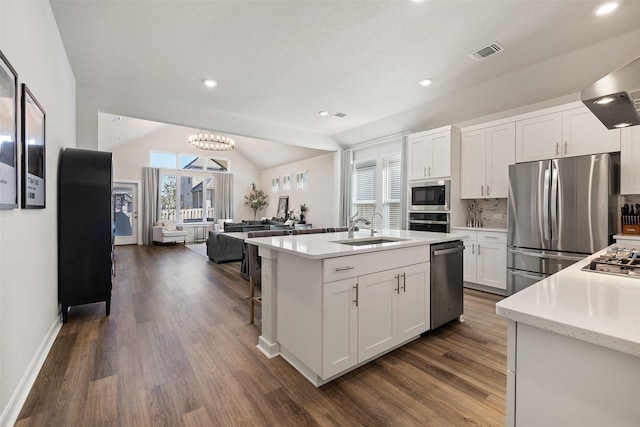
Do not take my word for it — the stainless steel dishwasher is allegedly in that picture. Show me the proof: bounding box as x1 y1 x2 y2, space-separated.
430 240 464 329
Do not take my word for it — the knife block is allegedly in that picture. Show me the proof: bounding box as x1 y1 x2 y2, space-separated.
622 225 640 235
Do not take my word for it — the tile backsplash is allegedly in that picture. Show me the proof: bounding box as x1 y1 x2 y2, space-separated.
462 199 507 229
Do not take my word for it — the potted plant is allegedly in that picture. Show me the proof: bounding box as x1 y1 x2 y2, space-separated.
299 203 308 223
244 183 269 220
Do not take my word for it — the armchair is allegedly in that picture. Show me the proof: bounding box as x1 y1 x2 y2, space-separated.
152 220 187 244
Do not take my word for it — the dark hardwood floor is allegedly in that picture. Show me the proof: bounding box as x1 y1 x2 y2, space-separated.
16 244 507 426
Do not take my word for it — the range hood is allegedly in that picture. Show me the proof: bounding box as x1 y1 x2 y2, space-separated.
581 55 640 129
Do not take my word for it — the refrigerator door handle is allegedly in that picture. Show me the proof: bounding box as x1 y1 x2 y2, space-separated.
550 161 559 246
542 166 551 244
509 248 586 262
508 269 547 281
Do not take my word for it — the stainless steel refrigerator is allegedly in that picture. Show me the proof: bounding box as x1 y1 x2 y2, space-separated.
507 153 619 294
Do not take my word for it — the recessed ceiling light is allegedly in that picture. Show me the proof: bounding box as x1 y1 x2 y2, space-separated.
595 2 618 15
419 78 433 87
203 79 217 88
319 111 329 116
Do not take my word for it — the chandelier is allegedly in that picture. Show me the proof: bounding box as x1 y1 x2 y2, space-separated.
187 130 235 151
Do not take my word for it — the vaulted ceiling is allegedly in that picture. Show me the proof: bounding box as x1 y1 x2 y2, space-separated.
51 0 640 167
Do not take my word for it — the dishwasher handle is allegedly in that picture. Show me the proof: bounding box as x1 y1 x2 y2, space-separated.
432 246 464 256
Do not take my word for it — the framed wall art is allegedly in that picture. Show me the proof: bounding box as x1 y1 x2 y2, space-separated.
0 50 18 209
277 196 289 218
21 84 46 209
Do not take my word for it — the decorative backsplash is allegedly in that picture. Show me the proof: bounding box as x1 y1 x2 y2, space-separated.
623 195 640 206
462 199 508 229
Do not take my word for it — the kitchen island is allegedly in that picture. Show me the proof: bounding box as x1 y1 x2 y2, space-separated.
496 245 640 426
247 229 465 386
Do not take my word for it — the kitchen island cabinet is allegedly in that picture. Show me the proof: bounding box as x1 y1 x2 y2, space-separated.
496 246 640 425
248 229 462 386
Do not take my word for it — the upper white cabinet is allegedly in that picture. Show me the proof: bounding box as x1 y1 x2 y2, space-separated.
516 105 620 163
621 126 640 194
408 126 458 180
461 123 515 199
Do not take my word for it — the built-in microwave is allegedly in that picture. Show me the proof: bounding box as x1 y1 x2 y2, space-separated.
409 179 450 211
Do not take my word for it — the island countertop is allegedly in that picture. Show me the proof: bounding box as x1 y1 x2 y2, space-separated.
245 229 466 260
496 245 640 358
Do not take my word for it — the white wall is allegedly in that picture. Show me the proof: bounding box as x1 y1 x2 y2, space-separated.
109 124 261 221
259 152 338 228
0 2 76 425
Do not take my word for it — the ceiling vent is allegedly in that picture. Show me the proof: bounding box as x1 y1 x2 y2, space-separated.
469 42 504 61
331 112 347 119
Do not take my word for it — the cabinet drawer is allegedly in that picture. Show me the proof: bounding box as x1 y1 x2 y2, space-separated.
451 228 477 241
323 246 430 283
477 231 507 244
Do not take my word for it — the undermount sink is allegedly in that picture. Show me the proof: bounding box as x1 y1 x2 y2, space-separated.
331 237 408 246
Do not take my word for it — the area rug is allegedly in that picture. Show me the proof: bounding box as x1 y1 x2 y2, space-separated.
186 243 207 258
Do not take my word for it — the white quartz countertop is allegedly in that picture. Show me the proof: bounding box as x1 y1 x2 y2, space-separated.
450 226 507 233
496 245 640 357
245 229 466 260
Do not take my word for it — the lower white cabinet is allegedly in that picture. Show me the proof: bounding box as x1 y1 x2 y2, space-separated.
322 262 430 379
452 228 507 292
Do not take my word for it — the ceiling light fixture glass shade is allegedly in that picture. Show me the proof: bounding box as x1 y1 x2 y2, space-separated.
188 130 235 151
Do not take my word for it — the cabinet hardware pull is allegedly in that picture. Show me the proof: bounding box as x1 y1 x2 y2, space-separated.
424 166 427 176
487 185 490 196
564 141 567 155
353 283 358 306
481 185 484 196
478 244 481 255
556 142 559 155
428 166 431 176
335 266 355 272
472 243 475 254
484 235 498 239
402 273 406 293
394 274 400 294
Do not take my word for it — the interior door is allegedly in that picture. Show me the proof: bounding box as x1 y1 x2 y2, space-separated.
113 182 139 245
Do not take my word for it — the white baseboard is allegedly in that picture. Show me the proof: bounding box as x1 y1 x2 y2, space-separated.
0 316 62 427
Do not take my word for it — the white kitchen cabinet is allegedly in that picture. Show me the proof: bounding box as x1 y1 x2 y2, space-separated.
621 126 640 194
461 123 515 199
451 228 506 292
357 262 430 362
322 277 358 378
408 126 456 180
319 252 430 381
516 105 620 163
476 232 507 290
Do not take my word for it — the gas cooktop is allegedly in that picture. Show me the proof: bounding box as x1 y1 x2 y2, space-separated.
582 247 640 278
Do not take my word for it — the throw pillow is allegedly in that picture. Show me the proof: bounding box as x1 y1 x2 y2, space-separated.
164 220 177 231
155 220 165 227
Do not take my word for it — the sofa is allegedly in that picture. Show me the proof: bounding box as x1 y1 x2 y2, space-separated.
223 217 289 232
206 230 244 263
152 220 188 244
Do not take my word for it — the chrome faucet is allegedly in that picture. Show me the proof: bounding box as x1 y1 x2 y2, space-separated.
370 212 383 236
348 213 371 239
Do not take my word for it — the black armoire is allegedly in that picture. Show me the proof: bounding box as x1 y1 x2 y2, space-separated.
58 148 113 323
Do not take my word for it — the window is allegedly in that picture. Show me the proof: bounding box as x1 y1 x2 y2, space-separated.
282 174 292 191
383 155 401 229
296 171 308 189
352 159 377 226
151 150 228 171
272 177 280 192
150 151 177 169
159 171 215 223
351 154 401 230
